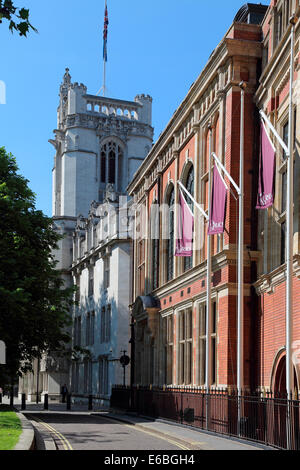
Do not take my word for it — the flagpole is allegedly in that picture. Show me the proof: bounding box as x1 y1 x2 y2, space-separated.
205 125 213 427
103 0 107 96
286 15 297 405
97 0 108 96
237 81 246 437
103 55 106 97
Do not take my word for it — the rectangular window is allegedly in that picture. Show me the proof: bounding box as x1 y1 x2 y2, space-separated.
76 317 81 347
198 302 217 386
279 119 291 267
199 305 206 386
100 307 106 343
86 313 90 346
101 150 106 183
84 361 88 393
100 305 111 343
90 312 95 346
137 239 145 295
75 362 79 393
152 239 159 290
178 309 193 385
104 256 110 290
262 42 269 69
285 0 290 28
281 221 286 265
106 305 111 343
163 315 173 385
282 171 287 213
83 360 93 394
283 121 289 159
99 357 109 396
75 277 80 303
88 361 93 394
211 302 217 385
276 10 283 45
88 269 94 297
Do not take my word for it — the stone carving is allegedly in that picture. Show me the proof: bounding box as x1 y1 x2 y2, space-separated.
105 184 117 202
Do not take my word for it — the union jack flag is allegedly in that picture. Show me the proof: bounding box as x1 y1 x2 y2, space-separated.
103 1 109 62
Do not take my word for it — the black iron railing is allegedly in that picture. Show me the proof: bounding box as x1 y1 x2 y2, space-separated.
111 386 300 450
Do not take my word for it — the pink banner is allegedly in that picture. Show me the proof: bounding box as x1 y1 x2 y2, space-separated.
175 190 194 257
208 165 227 235
256 121 276 210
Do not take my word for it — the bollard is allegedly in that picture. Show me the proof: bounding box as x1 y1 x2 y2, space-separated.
21 393 26 411
44 394 48 410
88 394 93 411
66 393 71 411
10 391 14 408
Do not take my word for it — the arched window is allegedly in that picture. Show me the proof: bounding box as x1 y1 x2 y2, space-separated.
166 187 175 282
150 202 160 290
108 150 116 184
184 165 194 272
100 141 123 190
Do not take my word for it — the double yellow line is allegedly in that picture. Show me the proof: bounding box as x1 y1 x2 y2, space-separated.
123 424 191 450
29 415 73 451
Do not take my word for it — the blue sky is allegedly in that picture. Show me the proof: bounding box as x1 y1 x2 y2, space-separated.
0 0 268 216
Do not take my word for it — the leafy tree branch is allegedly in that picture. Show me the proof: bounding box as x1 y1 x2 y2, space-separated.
0 0 37 36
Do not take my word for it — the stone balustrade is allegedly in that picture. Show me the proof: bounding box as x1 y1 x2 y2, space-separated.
85 95 140 120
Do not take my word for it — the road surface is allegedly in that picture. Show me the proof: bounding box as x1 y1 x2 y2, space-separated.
26 412 188 451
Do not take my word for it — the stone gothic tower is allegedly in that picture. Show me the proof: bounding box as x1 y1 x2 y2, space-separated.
18 70 154 403
48 68 154 281
51 68 153 219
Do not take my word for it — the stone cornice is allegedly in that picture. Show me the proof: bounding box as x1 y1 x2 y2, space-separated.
58 113 154 140
128 27 263 198
255 10 300 104
254 255 300 295
158 282 252 315
150 248 259 300
71 238 130 273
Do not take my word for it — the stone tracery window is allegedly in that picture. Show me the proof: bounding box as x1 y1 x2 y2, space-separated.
100 141 123 189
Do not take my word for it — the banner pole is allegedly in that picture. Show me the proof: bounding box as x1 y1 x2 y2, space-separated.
177 181 208 220
205 125 213 430
259 110 289 155
286 16 297 403
237 81 246 437
212 152 241 195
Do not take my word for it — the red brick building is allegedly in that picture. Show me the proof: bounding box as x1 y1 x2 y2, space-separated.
255 0 300 395
128 1 300 395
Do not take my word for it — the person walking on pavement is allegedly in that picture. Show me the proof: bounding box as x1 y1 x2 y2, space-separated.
61 384 68 403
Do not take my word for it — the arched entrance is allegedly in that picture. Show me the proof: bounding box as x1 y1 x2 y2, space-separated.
272 354 299 449
273 355 298 397
274 356 286 396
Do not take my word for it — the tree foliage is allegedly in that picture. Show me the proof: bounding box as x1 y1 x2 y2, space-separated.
0 0 36 36
0 147 74 378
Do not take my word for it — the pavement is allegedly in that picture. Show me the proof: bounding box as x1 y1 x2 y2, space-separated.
1 397 272 451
